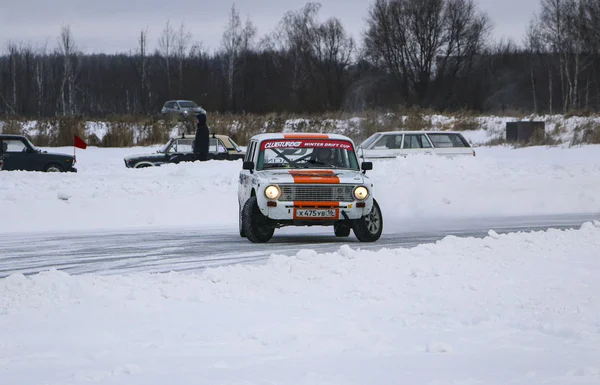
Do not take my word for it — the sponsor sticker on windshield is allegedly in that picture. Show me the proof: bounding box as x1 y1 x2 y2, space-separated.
261 139 354 150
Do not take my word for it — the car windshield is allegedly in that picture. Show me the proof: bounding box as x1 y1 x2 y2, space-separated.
178 101 198 108
358 133 381 149
24 137 38 151
257 139 359 170
158 140 173 153
229 137 242 152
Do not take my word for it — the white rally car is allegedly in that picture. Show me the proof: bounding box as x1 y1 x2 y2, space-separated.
237 133 383 243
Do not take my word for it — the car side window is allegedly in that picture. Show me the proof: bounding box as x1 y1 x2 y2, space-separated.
419 134 432 148
245 141 256 162
3 139 27 153
174 139 193 153
373 134 402 149
209 138 227 153
214 139 227 153
403 134 432 149
427 133 470 148
210 138 227 153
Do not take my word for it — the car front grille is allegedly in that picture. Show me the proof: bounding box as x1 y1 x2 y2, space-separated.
278 184 355 202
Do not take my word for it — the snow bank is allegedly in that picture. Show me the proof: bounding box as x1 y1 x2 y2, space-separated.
1 223 599 384
1 145 600 234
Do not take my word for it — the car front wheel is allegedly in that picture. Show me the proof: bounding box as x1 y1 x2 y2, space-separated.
352 199 383 242
241 196 274 243
44 163 64 172
238 203 246 238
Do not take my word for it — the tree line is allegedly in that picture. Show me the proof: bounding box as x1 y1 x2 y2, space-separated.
1 0 600 118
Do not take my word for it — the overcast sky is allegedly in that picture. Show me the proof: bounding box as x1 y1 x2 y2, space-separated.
1 0 540 54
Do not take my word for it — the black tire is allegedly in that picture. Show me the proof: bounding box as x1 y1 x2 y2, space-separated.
44 163 64 172
334 222 351 237
352 199 383 242
241 196 274 243
238 204 246 238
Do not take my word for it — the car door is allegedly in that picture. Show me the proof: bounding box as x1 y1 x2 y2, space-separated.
362 133 403 159
401 134 434 157
0 138 38 171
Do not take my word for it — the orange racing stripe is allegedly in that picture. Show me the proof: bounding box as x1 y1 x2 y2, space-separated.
288 170 340 184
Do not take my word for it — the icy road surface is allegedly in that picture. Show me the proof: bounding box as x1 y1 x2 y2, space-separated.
1 213 598 277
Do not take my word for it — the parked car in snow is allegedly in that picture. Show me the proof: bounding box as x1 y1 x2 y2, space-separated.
124 133 245 168
160 100 206 119
0 134 77 172
238 133 383 243
357 131 476 159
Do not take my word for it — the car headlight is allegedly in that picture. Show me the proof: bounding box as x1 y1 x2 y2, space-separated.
353 186 369 200
264 185 281 200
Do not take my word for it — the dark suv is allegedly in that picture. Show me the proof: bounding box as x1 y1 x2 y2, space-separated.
0 134 77 172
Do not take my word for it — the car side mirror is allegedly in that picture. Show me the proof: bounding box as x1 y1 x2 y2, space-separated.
243 161 254 172
361 161 373 173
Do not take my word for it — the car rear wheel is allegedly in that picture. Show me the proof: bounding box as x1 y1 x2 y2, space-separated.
352 199 383 242
242 196 274 243
44 163 64 172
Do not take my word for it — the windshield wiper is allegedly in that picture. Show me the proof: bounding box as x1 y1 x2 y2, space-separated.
262 163 289 168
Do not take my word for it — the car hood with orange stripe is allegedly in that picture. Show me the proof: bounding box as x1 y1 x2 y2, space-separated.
256 169 366 184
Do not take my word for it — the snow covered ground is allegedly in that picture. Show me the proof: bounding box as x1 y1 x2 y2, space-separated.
1 144 599 234
1 222 599 384
1 144 600 384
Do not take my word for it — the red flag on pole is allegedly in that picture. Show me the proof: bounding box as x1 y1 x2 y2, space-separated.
74 135 87 149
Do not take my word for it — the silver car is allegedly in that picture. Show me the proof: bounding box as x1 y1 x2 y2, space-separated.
160 100 206 119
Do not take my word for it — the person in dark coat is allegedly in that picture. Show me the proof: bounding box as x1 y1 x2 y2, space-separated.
194 113 210 161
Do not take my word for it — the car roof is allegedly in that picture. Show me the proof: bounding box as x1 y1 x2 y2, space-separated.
0 134 27 140
249 133 354 142
171 133 232 141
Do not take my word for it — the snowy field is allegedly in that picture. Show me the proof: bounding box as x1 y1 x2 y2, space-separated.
1 144 600 384
1 143 600 234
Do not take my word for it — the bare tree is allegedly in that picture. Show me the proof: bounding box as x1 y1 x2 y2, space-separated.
175 21 192 95
158 20 176 96
311 18 355 109
221 3 256 111
364 0 490 108
525 19 542 113
58 25 78 115
278 2 322 108
6 42 19 114
136 27 150 113
34 41 49 116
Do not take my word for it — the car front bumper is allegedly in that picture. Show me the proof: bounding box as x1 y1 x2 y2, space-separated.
260 200 372 222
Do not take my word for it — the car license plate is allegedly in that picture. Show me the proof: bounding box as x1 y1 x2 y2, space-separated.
295 208 338 219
